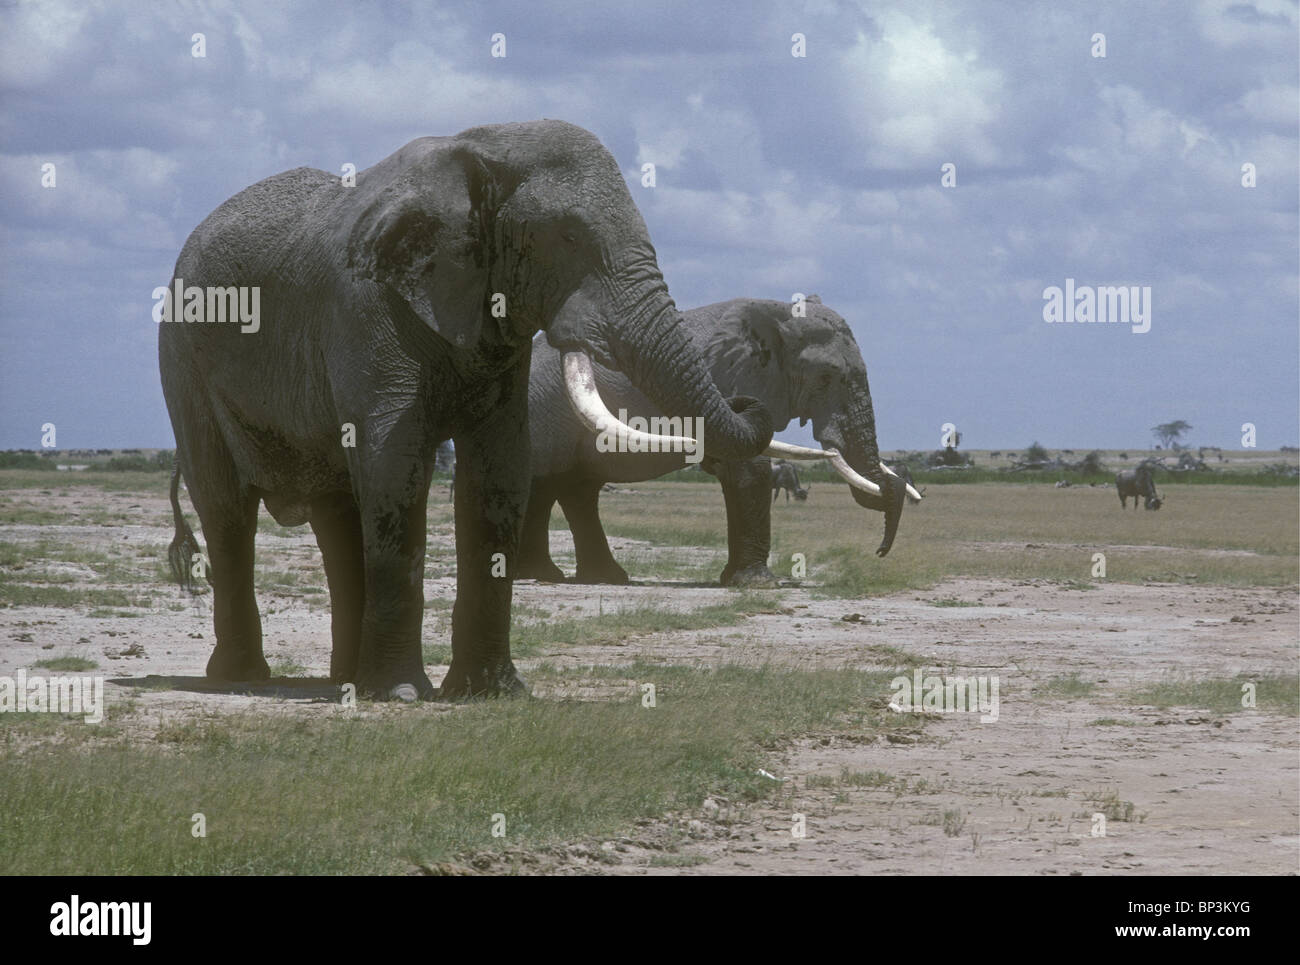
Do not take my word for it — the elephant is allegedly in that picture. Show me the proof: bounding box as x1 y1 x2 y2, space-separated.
517 296 919 586
771 461 809 502
1116 465 1162 510
159 120 773 701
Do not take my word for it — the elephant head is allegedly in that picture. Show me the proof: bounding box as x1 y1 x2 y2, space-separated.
700 296 912 555
342 120 771 460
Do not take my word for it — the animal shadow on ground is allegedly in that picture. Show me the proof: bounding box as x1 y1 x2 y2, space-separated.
111 675 343 702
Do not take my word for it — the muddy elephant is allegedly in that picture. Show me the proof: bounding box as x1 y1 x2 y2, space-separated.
517 296 917 586
159 120 772 700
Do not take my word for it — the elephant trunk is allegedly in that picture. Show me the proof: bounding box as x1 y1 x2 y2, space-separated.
598 256 773 461
822 372 907 557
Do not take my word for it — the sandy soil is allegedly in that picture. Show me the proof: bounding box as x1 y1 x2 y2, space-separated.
1 485 1297 875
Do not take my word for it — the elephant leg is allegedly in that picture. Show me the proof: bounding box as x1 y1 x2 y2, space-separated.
516 480 567 583
196 489 268 682
717 456 778 587
310 493 365 684
439 377 531 700
352 442 437 701
561 481 628 585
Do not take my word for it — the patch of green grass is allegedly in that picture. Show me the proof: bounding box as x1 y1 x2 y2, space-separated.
839 769 898 788
648 854 709 867
0 582 152 609
88 608 142 618
267 657 310 677
1036 674 1097 698
1087 717 1141 727
1129 673 1298 716
32 656 98 671
0 661 921 874
509 593 782 655
929 597 978 607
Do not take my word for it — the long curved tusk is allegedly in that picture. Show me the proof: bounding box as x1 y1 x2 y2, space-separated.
563 351 700 454
879 462 925 501
765 442 923 501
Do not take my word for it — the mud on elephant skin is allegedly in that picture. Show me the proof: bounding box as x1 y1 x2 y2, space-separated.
518 295 913 587
160 120 772 701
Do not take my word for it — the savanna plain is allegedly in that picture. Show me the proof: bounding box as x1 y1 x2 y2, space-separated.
0 453 1296 875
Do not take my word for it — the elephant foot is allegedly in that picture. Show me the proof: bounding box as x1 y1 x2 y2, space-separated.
205 646 270 682
516 557 568 583
720 562 780 588
574 561 629 585
436 659 531 701
356 667 437 702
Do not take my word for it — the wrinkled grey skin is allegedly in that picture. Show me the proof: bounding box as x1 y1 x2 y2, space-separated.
160 120 772 700
771 461 808 501
1116 466 1161 509
518 296 903 586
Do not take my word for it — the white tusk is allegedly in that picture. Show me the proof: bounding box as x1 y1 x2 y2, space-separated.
879 462 925 501
764 441 830 461
767 441 926 500
563 351 700 453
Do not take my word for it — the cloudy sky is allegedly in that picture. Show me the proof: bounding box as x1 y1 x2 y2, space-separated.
2 0 1296 452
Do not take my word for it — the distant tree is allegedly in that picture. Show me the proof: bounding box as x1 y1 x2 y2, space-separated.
1024 441 1049 463
1152 420 1192 449
1078 451 1104 473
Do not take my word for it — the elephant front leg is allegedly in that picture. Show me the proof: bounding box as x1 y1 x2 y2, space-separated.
355 458 436 702
716 456 779 587
439 387 532 699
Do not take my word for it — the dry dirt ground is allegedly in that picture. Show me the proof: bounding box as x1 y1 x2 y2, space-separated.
1 485 1297 875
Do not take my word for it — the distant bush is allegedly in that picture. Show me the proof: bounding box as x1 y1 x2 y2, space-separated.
101 451 173 472
0 451 46 469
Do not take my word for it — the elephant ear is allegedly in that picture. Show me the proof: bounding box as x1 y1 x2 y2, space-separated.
345 144 501 349
704 300 791 426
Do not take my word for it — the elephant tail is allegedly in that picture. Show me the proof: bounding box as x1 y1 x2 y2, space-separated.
167 466 206 592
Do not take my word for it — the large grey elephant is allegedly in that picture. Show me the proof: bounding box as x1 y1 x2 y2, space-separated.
159 120 772 700
518 296 915 586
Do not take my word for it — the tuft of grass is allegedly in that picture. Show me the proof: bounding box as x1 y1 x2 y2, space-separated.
32 656 98 672
267 657 310 677
1086 790 1141 823
648 854 709 867
942 809 966 837
0 661 922 874
929 597 978 607
1037 674 1096 698
1129 673 1298 716
1087 717 1141 727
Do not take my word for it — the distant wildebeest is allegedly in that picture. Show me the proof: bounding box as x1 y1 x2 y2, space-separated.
886 462 925 504
771 461 809 502
1119 452 1128 460
990 451 1002 460
1116 465 1162 510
